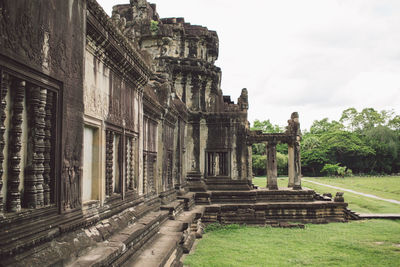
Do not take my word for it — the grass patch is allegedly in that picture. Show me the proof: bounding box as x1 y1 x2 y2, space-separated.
305 176 400 201
253 177 288 188
184 220 400 267
253 176 400 214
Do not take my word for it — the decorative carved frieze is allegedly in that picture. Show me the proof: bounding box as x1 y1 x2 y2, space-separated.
0 72 9 212
7 80 25 212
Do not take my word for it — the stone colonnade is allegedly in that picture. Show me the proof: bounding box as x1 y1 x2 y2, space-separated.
248 112 302 190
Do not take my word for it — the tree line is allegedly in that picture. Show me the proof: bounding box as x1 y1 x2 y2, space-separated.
251 108 400 177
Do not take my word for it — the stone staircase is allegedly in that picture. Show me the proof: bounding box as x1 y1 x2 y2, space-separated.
66 192 204 267
344 207 360 220
123 206 204 267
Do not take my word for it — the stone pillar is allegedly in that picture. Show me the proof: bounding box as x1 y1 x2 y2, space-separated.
0 72 9 214
266 141 278 190
43 90 53 205
105 130 114 196
7 80 25 212
293 139 302 190
288 144 294 188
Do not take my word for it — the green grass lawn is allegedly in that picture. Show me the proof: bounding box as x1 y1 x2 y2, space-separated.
252 177 400 214
184 220 400 267
304 176 400 201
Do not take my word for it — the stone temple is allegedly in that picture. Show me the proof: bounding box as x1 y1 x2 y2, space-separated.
0 0 348 266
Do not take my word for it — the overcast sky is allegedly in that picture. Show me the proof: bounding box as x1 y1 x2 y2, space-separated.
98 0 400 130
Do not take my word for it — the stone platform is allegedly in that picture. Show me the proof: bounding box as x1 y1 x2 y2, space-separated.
197 188 348 225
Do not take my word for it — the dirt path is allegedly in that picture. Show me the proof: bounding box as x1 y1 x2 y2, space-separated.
302 179 400 205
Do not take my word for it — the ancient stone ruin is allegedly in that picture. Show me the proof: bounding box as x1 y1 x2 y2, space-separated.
0 0 348 266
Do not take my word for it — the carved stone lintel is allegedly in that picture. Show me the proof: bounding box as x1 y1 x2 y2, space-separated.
0 72 10 213
7 80 25 212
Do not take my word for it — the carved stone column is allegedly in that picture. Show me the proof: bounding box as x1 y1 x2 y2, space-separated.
7 80 25 212
266 141 278 190
143 153 147 194
25 87 46 208
0 72 10 213
105 130 114 196
293 139 302 190
125 137 130 191
127 137 134 191
132 136 137 191
288 144 294 188
43 90 53 205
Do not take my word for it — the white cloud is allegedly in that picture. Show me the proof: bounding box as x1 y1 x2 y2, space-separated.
97 0 400 129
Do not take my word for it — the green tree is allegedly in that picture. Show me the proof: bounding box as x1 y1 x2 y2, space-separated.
320 131 375 173
251 119 282 133
340 107 392 131
388 115 400 131
363 126 399 173
310 118 344 134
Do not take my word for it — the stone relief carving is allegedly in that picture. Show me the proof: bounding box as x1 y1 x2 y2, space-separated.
62 145 82 211
83 84 109 119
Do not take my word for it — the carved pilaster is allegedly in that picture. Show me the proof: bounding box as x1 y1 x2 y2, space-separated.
7 80 25 212
43 90 53 205
0 72 10 213
105 130 113 196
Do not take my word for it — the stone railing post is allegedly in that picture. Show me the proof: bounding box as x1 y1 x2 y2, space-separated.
266 141 278 190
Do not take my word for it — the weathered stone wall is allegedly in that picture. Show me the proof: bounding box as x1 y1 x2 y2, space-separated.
115 2 251 190
0 0 86 213
0 0 86 259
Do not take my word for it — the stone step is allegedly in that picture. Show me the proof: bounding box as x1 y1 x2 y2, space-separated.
66 210 169 267
208 189 315 203
160 200 185 219
177 192 196 211
202 201 348 224
358 213 400 220
123 206 205 267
